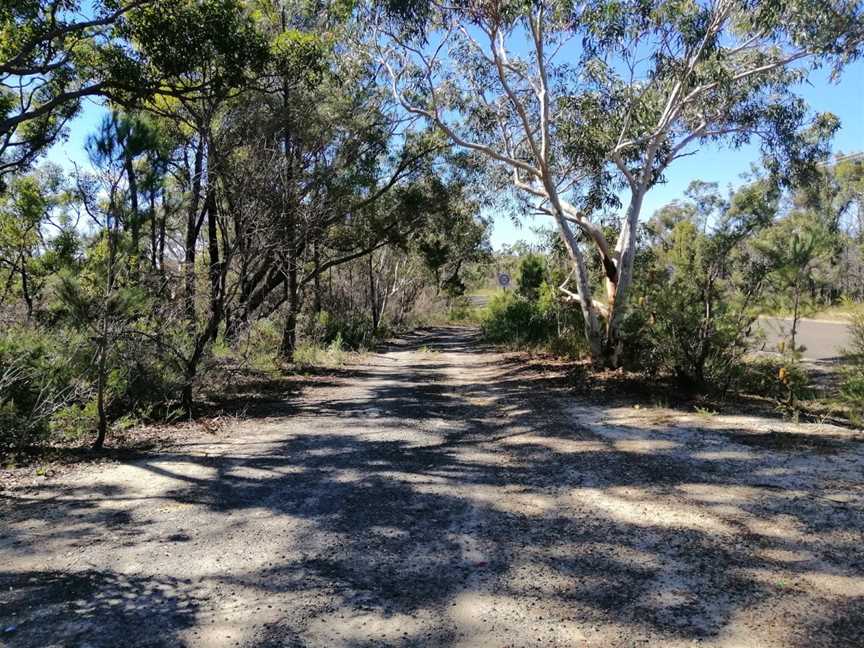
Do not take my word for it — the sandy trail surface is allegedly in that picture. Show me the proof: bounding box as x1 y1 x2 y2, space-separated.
1 327 863 647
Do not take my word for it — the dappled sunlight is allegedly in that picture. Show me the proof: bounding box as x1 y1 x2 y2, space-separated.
3 329 863 646
692 450 758 460
501 433 607 454
757 547 818 564
566 487 740 534
612 438 682 453
739 567 864 598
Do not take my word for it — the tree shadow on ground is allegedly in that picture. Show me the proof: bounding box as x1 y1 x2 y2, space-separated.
2 327 862 647
0 569 202 647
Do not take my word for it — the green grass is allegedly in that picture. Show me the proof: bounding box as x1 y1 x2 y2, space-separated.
292 339 350 368
761 301 863 322
470 286 504 298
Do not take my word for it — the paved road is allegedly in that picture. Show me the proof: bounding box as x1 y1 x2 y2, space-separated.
757 317 853 361
2 328 863 647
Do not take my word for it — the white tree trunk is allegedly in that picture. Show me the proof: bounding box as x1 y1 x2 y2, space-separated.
605 188 646 363
552 212 603 357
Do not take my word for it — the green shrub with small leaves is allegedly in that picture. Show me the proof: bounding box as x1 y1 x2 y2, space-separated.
0 325 86 451
840 310 864 425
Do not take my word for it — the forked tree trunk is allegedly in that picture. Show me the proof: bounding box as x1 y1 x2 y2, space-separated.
550 187 646 368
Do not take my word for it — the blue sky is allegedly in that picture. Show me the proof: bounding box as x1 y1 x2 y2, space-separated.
47 59 863 249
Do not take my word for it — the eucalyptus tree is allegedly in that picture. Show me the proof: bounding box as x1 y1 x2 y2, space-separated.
377 0 863 364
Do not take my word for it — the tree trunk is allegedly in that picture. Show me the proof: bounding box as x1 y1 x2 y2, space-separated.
184 136 206 335
368 253 379 331
791 274 802 352
19 252 33 318
205 144 222 343
125 154 140 278
149 191 157 271
94 329 108 450
278 18 298 361
313 240 322 314
94 208 117 451
158 186 167 276
601 190 645 366
280 266 298 359
552 212 603 359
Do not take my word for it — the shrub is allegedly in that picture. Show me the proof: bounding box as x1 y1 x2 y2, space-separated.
517 254 545 301
546 333 589 359
447 297 477 323
293 334 348 368
840 309 864 425
737 355 811 418
0 326 82 451
481 292 556 346
304 310 378 350
622 219 762 393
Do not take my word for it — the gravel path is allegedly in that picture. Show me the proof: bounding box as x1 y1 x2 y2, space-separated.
1 327 863 647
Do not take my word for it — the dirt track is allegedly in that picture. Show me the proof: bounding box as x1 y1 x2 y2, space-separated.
1 327 863 647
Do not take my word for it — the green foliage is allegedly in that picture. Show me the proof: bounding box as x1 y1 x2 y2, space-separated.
622 182 770 392
481 291 553 346
305 310 379 351
517 254 545 302
0 324 86 450
447 298 477 323
737 355 811 417
481 286 588 358
293 336 348 368
127 0 269 97
840 309 864 425
754 211 834 325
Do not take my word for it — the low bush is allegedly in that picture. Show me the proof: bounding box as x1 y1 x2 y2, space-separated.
447 297 477 323
0 316 188 453
0 325 83 451
481 292 551 346
736 354 811 416
304 310 380 350
619 215 764 393
480 289 586 357
840 309 864 425
293 335 349 368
